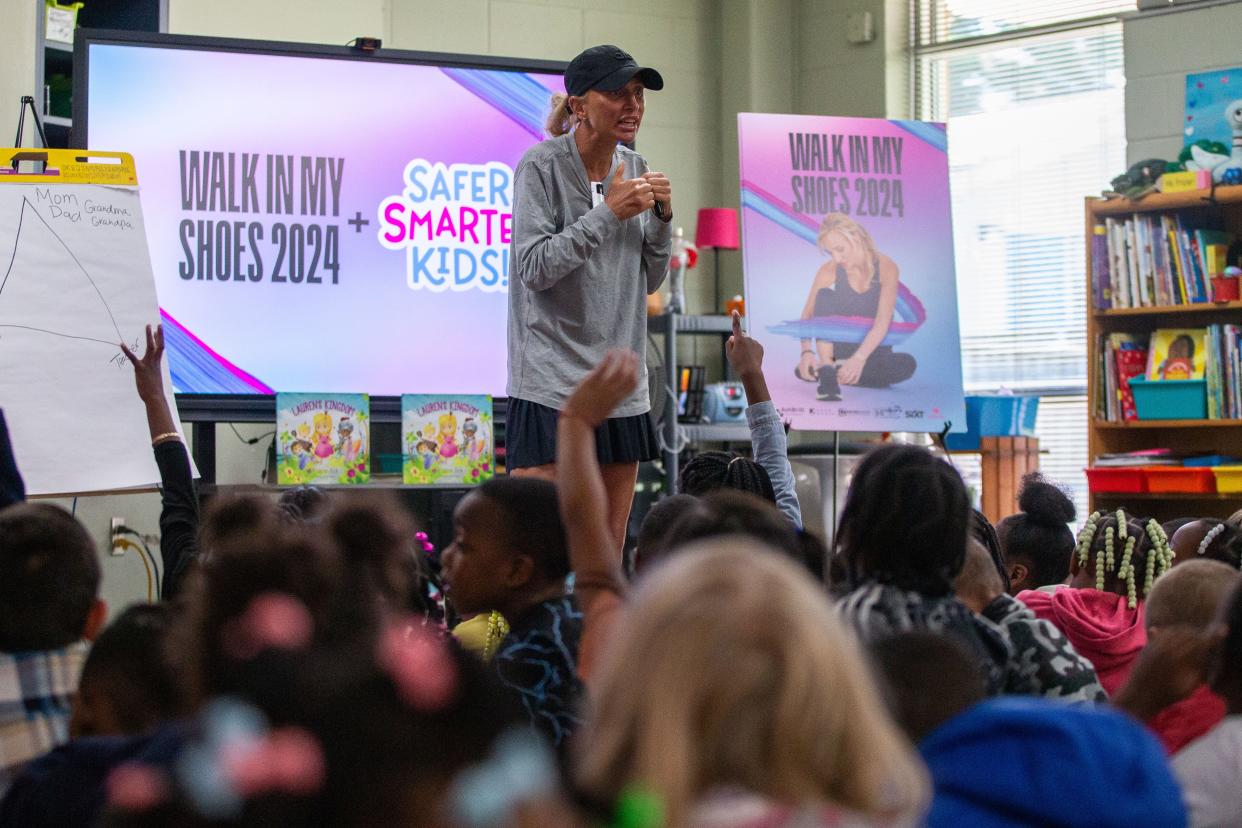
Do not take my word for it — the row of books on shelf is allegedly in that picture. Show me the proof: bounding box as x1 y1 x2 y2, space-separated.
1095 327 1242 421
1090 212 1232 309
273 393 495 487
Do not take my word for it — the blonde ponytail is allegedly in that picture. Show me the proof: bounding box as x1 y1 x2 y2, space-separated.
545 92 576 137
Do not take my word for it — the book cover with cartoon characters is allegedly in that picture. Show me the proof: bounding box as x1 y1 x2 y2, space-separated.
1145 328 1208 381
402 396 493 486
276 393 370 485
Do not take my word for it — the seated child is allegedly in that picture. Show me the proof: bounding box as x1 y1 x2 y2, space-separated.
636 490 807 576
869 631 987 744
920 697 1184 827
70 605 182 739
1119 559 1238 754
1017 509 1174 697
1170 519 1242 569
955 535 1106 703
576 540 928 827
1171 579 1242 827
996 474 1077 593
0 503 106 798
833 443 1012 695
678 311 802 528
440 478 583 749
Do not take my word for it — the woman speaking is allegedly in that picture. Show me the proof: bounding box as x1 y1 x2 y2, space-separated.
506 45 672 549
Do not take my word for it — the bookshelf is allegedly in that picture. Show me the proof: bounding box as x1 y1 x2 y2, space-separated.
1086 186 1242 521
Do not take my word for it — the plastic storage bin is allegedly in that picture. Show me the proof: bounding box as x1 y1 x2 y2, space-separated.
1212 466 1242 494
1086 467 1148 494
945 394 1040 451
1128 377 1207 420
1145 466 1216 494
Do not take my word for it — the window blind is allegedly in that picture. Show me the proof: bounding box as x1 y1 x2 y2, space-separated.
913 1 1129 510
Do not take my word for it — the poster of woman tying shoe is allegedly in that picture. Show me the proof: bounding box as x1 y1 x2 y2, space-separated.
737 113 966 433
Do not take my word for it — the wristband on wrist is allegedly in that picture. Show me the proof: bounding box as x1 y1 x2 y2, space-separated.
152 432 182 445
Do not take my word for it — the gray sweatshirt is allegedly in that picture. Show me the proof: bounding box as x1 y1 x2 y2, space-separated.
506 133 671 416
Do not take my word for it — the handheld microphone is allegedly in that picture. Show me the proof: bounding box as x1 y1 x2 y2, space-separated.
639 158 667 221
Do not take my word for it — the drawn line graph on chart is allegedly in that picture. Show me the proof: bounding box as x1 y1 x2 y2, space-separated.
0 195 128 352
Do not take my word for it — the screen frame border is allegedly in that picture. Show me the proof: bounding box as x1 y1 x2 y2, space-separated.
73 29 567 422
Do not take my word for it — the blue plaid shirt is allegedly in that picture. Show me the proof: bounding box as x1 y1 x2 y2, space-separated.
0 644 87 799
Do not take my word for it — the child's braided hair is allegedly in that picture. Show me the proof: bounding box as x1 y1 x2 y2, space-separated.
678 450 776 504
1075 508 1175 608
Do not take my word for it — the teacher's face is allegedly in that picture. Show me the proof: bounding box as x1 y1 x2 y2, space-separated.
577 78 646 144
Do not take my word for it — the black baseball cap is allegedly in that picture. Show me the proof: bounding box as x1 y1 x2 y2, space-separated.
564 45 664 97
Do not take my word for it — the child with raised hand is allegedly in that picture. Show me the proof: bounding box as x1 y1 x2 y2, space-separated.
556 350 640 688
120 324 198 599
439 477 584 749
677 310 802 528
1018 508 1175 697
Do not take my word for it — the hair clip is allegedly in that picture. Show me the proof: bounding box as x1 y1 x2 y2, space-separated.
107 763 171 813
378 622 458 711
1199 523 1228 557
220 592 314 661
222 727 325 797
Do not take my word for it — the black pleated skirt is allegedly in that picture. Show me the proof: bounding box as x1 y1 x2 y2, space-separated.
506 398 660 469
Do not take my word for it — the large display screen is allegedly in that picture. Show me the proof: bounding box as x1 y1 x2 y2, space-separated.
81 34 563 396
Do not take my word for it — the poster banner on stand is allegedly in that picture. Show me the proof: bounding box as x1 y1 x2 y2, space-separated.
737 113 966 433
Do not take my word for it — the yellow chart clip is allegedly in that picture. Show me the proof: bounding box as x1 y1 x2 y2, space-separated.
0 149 138 185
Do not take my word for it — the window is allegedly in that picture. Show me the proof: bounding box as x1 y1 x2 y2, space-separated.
913 1 1130 515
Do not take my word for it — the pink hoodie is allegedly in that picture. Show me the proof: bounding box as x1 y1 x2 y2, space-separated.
1017 588 1146 697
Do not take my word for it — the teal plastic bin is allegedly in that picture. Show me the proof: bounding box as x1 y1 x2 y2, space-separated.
944 395 1040 451
1128 377 1206 420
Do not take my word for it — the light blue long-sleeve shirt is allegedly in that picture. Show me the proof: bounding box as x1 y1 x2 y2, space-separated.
746 400 802 528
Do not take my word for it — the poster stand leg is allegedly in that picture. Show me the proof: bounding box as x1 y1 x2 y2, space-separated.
830 430 840 542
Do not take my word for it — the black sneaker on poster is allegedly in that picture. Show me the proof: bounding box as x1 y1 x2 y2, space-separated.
816 364 842 401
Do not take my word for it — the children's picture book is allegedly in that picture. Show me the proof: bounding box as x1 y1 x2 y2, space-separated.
1146 329 1208 381
402 396 494 486
276 393 370 485
1110 333 1148 422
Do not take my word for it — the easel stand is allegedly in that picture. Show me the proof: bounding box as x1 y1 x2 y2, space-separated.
13 96 49 150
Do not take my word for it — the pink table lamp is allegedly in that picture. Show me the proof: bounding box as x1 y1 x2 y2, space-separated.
695 207 739 312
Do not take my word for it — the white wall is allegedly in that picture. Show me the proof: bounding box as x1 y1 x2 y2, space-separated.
0 0 38 148
1124 1 1242 165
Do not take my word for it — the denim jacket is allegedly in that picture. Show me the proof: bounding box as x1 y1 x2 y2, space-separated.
745 401 802 528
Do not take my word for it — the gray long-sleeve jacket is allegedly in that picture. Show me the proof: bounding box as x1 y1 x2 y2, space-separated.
506 133 671 416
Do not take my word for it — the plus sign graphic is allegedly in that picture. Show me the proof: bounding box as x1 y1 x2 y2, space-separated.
348 211 369 233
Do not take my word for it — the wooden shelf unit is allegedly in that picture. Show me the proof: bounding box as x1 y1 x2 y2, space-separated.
1086 188 1242 521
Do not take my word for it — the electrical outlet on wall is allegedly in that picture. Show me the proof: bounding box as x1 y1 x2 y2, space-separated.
110 517 126 555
